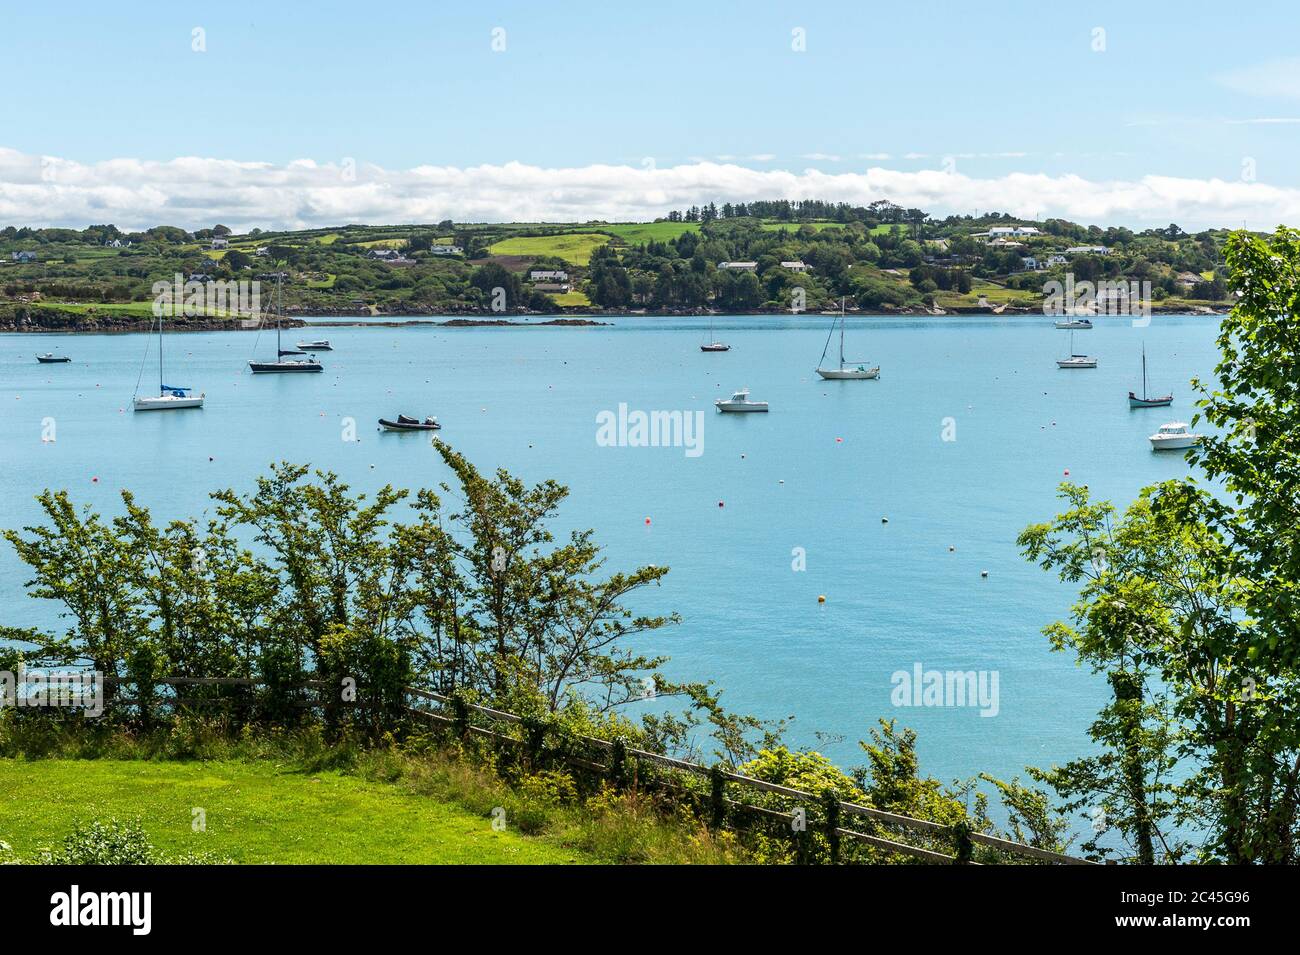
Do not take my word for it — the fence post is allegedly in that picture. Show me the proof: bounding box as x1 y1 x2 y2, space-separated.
822 790 841 865
951 819 974 865
708 764 726 831
450 692 470 741
609 737 627 790
522 715 547 772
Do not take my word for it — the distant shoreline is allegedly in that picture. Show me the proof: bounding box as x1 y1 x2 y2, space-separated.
1 304 1227 334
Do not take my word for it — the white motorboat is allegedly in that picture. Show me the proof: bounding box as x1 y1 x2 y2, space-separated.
296 339 334 351
133 313 204 411
1149 421 1202 451
715 388 769 412
1054 318 1093 329
816 298 879 380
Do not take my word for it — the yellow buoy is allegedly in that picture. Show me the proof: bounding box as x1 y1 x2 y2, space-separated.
817 594 826 604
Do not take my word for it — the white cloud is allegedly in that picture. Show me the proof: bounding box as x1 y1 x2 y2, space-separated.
1217 57 1300 99
1 147 1297 231
800 152 842 162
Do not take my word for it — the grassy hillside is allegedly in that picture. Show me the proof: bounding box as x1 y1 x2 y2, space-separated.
0 759 589 864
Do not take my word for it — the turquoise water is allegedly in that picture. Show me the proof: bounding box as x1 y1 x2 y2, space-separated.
0 315 1220 783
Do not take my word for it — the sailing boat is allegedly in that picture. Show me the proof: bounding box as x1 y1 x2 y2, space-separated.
1056 330 1097 369
1128 344 1172 408
815 298 879 379
133 312 204 411
249 275 323 374
700 315 730 352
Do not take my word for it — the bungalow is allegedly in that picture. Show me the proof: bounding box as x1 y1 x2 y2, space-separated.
529 269 570 282
533 282 571 293
780 260 810 272
210 237 230 249
988 238 1026 249
429 244 463 256
104 238 129 248
1021 256 1041 271
987 226 1041 239
718 261 757 271
11 250 37 263
1045 253 1068 267
1065 245 1110 256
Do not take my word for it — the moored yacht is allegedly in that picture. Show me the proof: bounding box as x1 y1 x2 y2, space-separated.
1149 422 1201 451
715 388 768 412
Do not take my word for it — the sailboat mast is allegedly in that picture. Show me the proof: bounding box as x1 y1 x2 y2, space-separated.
158 311 164 392
1142 344 1148 398
839 297 846 366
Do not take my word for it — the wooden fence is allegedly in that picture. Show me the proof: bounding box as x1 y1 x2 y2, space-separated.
37 675 1093 865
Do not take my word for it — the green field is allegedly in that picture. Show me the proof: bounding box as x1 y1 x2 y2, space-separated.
550 290 591 307
487 233 610 266
597 221 701 244
0 759 587 864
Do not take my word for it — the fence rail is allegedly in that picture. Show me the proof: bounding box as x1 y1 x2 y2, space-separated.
405 686 1094 866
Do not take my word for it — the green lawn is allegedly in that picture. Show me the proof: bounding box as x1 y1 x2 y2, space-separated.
549 290 591 307
487 233 609 266
0 759 587 864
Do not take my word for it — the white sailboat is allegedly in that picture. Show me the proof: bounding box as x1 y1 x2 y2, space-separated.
1056 331 1098 369
133 313 204 411
816 298 879 379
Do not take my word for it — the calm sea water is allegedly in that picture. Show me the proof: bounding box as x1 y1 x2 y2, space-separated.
0 314 1220 784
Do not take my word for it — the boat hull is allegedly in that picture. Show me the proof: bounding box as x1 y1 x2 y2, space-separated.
378 418 441 432
715 401 768 412
296 342 333 351
700 344 730 352
1057 358 1098 369
134 394 204 411
249 361 323 373
1129 394 1173 408
816 366 879 380
1150 435 1200 451
1053 321 1093 329
36 356 71 364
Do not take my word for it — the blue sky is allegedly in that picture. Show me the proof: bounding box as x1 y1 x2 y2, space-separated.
3 0 1300 229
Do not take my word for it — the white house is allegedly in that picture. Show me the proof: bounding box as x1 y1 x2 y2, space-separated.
780 260 810 272
718 261 757 271
429 244 463 256
987 226 1041 239
11 250 37 263
1021 256 1040 271
1065 245 1110 256
529 269 569 282
1045 253 1067 267
210 237 230 249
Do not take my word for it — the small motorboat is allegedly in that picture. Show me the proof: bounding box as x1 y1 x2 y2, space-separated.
379 414 441 432
715 388 768 413
1054 319 1093 329
1149 422 1201 451
296 340 333 351
36 353 71 363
